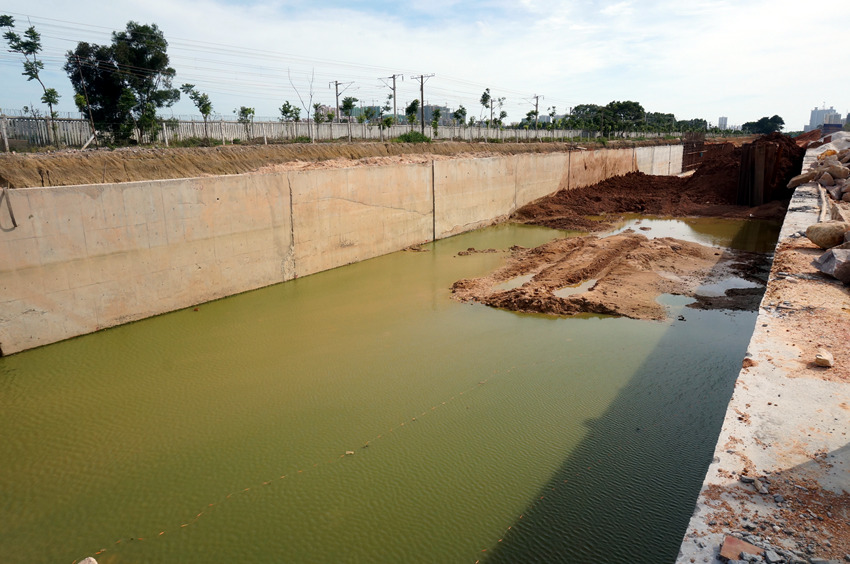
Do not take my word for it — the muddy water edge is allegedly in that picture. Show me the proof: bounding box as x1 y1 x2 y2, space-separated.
0 217 779 564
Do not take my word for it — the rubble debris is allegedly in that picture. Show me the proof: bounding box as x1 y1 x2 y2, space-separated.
812 247 850 284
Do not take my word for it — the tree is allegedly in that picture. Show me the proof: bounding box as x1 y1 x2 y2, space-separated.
64 21 179 142
568 104 603 130
289 68 316 142
2 15 61 144
742 115 784 134
604 100 645 137
431 108 441 138
479 88 505 129
313 103 326 129
480 88 491 121
341 95 358 141
646 112 677 133
547 106 557 132
364 107 377 123
234 106 254 140
676 118 708 132
341 96 358 121
452 105 467 126
279 101 301 122
405 99 420 125
180 84 213 142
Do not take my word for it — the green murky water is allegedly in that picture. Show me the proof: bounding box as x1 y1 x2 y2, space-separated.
0 218 779 564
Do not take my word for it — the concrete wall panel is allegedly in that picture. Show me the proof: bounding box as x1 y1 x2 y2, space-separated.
0 174 294 354
434 156 518 238
290 164 433 277
514 152 571 207
0 145 683 355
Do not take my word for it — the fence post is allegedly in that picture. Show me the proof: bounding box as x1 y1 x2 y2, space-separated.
1 114 9 152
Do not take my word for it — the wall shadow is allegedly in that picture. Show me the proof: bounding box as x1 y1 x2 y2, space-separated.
481 222 779 563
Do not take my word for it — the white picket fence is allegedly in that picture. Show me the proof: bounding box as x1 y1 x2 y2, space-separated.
0 114 673 150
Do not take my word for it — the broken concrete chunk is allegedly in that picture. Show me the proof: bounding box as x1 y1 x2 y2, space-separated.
806 221 850 249
764 549 785 563
815 348 835 367
813 248 850 284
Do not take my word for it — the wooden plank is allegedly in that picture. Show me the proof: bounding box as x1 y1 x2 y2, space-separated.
752 142 767 206
737 143 753 205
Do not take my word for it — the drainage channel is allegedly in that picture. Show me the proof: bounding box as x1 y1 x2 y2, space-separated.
0 218 777 564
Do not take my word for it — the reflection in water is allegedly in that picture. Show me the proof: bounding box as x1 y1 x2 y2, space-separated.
0 219 778 564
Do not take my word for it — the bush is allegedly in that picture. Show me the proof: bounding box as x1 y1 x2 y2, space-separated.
292 135 311 143
393 131 431 143
170 136 222 148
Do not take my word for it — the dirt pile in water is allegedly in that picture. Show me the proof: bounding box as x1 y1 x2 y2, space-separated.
451 233 768 321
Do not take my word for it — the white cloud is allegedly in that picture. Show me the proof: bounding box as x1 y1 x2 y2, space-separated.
0 0 841 129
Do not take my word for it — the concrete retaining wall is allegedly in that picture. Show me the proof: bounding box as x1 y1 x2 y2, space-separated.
0 144 683 355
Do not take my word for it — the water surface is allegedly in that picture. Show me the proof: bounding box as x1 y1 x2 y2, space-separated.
0 219 779 564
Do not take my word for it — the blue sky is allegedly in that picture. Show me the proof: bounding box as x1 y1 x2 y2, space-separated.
0 1 839 129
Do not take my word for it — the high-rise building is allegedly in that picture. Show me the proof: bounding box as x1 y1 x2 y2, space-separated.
718 117 728 129
805 106 842 132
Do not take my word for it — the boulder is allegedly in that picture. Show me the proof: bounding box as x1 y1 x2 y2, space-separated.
806 221 850 249
819 172 836 186
826 185 843 200
813 247 850 284
787 170 817 188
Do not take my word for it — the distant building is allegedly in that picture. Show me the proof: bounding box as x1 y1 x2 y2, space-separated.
422 104 451 125
805 105 843 132
718 116 728 129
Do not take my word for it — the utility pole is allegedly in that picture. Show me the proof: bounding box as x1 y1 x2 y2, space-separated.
410 74 434 135
531 94 542 132
379 73 403 123
329 80 353 123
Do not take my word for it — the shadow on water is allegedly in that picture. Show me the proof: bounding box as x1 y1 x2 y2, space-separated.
483 220 780 564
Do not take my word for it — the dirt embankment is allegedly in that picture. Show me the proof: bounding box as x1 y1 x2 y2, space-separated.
514 133 805 233
0 139 672 189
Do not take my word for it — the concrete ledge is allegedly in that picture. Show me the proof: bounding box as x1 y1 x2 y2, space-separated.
676 182 850 563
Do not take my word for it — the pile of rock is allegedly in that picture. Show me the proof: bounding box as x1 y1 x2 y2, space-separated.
787 136 850 284
787 148 850 198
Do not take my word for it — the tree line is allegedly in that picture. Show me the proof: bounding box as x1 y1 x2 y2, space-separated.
2 16 786 145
